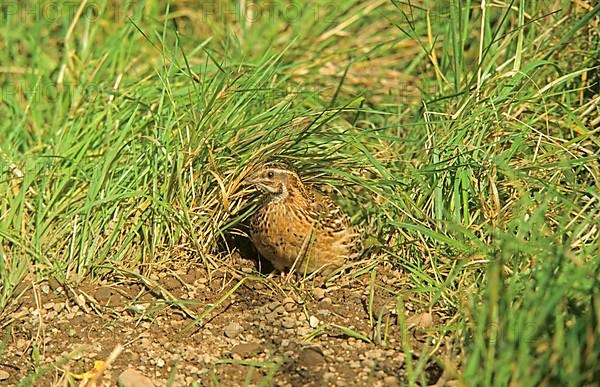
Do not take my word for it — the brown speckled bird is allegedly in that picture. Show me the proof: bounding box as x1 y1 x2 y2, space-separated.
243 162 362 274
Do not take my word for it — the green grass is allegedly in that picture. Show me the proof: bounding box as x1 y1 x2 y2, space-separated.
1 0 599 385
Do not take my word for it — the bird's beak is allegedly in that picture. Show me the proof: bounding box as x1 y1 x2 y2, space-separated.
240 166 259 187
241 173 256 186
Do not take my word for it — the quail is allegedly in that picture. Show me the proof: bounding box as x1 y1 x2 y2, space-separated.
243 162 362 274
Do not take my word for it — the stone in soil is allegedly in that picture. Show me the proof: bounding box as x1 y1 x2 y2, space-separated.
298 347 325 367
224 322 244 338
231 342 262 359
117 369 154 387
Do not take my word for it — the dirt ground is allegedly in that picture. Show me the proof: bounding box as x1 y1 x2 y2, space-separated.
0 254 455 386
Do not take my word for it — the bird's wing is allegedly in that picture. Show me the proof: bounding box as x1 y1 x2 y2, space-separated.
310 189 351 233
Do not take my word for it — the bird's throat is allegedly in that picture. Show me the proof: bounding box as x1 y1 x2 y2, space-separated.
271 181 289 202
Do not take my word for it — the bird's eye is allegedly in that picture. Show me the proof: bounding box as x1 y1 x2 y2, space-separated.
267 171 275 178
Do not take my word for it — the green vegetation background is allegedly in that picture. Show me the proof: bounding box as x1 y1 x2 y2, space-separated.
1 0 598 385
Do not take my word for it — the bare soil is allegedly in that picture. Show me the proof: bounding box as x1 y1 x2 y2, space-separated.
1 254 454 386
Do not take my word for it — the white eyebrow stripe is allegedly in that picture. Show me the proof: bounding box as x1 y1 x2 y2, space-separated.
270 168 295 175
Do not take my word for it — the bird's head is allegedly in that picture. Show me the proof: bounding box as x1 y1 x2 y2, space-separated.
243 161 302 200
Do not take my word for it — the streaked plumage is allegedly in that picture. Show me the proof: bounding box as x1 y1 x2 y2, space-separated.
243 162 362 274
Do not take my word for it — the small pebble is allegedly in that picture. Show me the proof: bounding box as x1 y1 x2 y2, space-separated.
311 288 326 300
224 322 243 338
298 347 325 367
318 297 333 308
118 369 154 387
362 358 376 368
281 317 296 329
231 342 261 358
53 303 66 313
